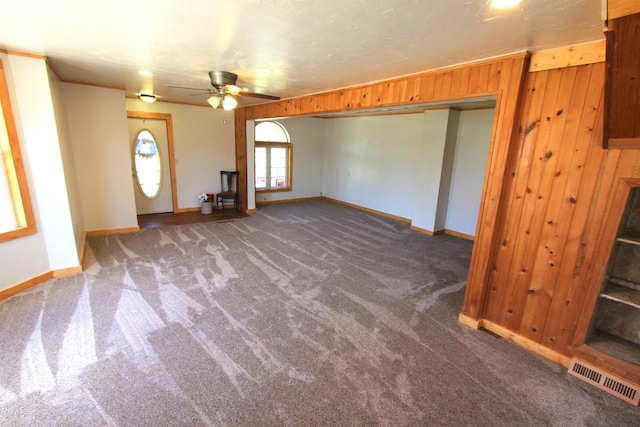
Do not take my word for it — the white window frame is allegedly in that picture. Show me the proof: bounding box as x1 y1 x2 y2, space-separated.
254 121 292 193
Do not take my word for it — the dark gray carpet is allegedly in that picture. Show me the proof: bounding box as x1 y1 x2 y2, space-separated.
0 200 637 426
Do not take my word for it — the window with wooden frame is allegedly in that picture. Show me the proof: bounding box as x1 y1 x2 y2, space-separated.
254 121 292 192
0 58 36 242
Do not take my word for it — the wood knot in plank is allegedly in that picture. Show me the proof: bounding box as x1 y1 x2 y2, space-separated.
524 120 539 135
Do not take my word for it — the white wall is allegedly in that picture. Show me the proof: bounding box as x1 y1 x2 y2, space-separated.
49 70 85 258
434 109 460 231
63 84 138 232
125 99 235 209
410 109 454 230
246 120 256 210
0 54 79 290
320 108 494 236
323 114 424 219
254 117 324 204
445 108 494 236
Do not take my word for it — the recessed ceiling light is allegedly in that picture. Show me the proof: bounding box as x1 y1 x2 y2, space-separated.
491 0 522 10
138 70 154 77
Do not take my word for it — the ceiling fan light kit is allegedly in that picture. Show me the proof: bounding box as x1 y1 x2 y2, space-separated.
207 93 238 111
207 95 221 109
168 70 280 110
222 94 238 111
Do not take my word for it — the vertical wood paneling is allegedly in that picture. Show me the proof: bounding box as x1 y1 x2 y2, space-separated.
239 53 527 121
476 64 492 93
568 152 640 346
487 62 503 93
518 66 592 341
504 67 575 333
604 13 640 145
608 0 640 20
482 69 552 325
527 66 603 349
548 142 608 349
407 77 420 102
462 56 531 320
476 61 640 359
485 66 586 332
436 71 453 99
419 74 436 100
371 83 384 106
234 108 247 211
454 66 471 97
467 65 481 93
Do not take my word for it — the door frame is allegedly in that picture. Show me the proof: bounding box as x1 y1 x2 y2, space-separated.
127 110 178 213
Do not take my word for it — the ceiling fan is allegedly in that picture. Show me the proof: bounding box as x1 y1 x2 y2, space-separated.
169 71 280 110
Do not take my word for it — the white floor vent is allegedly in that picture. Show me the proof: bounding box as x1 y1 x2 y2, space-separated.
569 358 639 406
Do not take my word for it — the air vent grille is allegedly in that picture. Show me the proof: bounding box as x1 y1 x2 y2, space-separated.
569 358 639 406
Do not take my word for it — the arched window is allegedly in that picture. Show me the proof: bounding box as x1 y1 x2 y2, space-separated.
255 121 292 191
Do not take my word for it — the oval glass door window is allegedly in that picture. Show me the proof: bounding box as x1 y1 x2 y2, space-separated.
133 130 162 199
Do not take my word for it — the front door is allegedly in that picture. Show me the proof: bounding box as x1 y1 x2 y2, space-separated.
128 117 173 214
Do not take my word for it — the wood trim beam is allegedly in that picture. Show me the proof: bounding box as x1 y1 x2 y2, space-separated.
322 196 412 223
0 266 82 302
529 40 606 73
608 0 640 20
478 319 573 367
234 108 248 211
238 52 528 120
409 225 442 236
443 229 475 241
255 196 322 205
0 272 53 301
0 48 46 60
608 137 640 149
85 226 140 236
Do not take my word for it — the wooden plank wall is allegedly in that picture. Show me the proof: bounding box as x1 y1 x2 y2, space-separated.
241 55 522 121
608 0 640 20
234 107 248 211
604 12 640 149
471 60 640 362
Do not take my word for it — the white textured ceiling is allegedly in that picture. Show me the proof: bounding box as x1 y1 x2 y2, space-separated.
0 0 604 107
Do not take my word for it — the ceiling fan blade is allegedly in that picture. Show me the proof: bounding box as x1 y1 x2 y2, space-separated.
224 84 244 95
182 92 212 97
240 91 280 100
170 72 279 103
167 85 211 92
